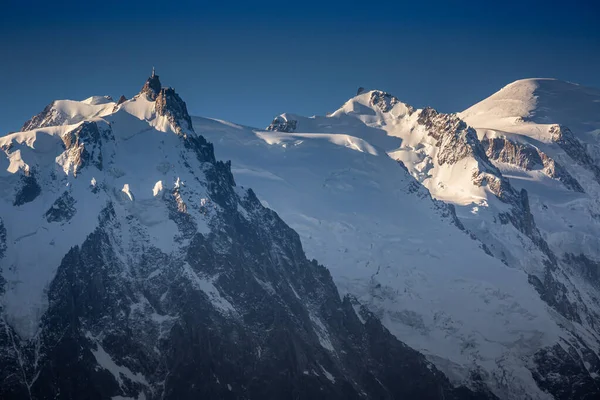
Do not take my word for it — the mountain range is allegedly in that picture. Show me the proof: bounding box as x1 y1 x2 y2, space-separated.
1 72 599 399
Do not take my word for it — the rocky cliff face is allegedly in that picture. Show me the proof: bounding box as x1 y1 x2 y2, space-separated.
550 124 600 185
419 111 596 341
417 107 490 167
416 111 600 349
266 115 298 133
21 101 66 132
416 108 546 244
59 121 112 175
0 75 494 400
481 136 584 193
369 90 404 113
140 71 163 101
156 88 194 135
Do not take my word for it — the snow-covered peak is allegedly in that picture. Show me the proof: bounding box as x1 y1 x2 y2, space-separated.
19 72 194 141
460 78 600 139
0 74 207 338
81 95 114 105
331 89 415 120
265 89 415 136
266 89 506 207
21 98 116 131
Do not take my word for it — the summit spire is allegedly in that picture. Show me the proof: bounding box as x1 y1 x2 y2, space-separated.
140 68 162 100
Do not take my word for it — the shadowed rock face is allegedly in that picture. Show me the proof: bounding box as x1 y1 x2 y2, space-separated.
21 101 61 131
7 197 492 400
564 253 600 291
369 91 403 113
551 124 600 185
532 342 600 399
13 173 41 206
156 88 194 135
418 108 492 168
45 191 77 223
481 136 584 193
60 121 110 175
140 72 162 101
267 116 298 133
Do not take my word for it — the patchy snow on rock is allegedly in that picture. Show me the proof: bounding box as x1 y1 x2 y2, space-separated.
318 363 336 383
309 312 335 352
87 333 149 389
182 263 236 315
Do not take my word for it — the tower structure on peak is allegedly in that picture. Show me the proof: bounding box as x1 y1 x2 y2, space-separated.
140 68 162 101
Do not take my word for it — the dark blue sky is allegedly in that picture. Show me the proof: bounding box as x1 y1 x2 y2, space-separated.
1 1 599 133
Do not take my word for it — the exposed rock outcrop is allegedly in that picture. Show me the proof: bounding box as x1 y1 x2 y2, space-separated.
59 121 109 175
482 136 584 192
532 342 600 398
45 191 77 223
21 101 64 131
13 172 41 206
266 115 298 133
155 88 194 135
140 69 162 101
551 124 600 185
418 108 493 168
369 90 402 113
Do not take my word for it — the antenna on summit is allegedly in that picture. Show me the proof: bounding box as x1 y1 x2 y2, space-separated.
151 66 156 78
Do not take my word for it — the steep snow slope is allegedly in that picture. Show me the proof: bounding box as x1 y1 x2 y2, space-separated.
460 78 600 143
197 116 564 399
20 98 117 132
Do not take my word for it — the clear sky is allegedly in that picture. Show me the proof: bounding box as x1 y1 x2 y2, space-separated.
1 0 599 134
